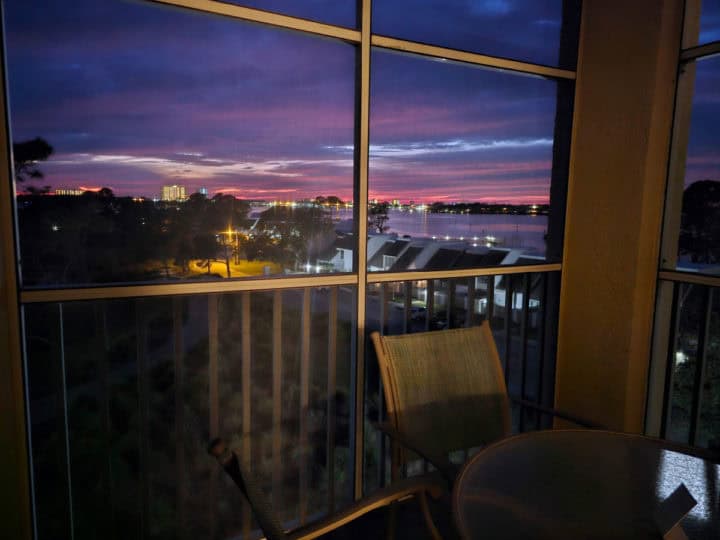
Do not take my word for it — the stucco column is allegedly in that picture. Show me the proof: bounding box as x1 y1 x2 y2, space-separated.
555 0 683 431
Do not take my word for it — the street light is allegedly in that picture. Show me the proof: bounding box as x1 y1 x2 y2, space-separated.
226 226 240 265
221 225 240 276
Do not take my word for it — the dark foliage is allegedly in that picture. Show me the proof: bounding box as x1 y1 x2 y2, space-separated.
13 136 53 182
679 180 720 264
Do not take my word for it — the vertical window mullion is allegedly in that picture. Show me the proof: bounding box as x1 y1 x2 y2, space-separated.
353 0 372 501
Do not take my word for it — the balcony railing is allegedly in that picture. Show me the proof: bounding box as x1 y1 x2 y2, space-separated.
22 268 558 539
363 271 560 490
656 277 720 451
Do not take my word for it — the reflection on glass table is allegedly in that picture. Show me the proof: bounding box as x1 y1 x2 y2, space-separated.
453 430 719 540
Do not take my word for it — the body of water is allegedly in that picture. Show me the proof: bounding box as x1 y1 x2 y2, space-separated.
329 208 548 255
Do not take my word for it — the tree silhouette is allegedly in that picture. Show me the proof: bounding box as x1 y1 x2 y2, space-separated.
369 201 390 233
25 184 52 195
255 206 334 268
193 233 218 275
243 230 277 262
208 193 250 232
13 137 53 182
679 179 720 264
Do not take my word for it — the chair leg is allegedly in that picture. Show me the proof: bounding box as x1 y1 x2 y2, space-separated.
418 491 443 540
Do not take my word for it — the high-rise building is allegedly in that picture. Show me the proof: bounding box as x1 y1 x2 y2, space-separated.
161 184 186 201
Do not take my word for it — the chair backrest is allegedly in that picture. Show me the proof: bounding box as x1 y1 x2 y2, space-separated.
371 323 511 458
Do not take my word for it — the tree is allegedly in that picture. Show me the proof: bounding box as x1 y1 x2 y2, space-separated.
243 231 278 262
678 180 720 264
369 201 390 234
256 206 334 268
193 233 218 275
13 137 53 182
208 193 249 232
25 184 52 195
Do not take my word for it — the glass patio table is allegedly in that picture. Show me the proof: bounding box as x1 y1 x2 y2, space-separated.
453 430 719 540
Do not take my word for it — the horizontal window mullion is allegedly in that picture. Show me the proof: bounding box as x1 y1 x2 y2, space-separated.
680 40 720 62
367 263 561 284
22 261 565 305
19 274 359 303
150 1 579 79
371 35 576 80
658 270 720 288
147 0 362 42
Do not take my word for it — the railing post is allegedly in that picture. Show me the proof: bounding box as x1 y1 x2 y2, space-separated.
272 290 283 512
519 273 531 431
207 294 219 538
241 291 252 537
688 287 713 446
326 287 338 512
660 283 682 439
299 288 311 523
172 297 187 540
135 299 150 540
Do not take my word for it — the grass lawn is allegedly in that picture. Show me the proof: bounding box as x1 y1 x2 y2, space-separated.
188 258 282 278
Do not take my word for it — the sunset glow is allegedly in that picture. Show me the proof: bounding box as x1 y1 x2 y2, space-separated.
5 0 717 205
4 0 568 205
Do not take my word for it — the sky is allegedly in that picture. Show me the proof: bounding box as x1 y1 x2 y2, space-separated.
700 0 720 44
4 0 716 204
683 1 720 187
685 55 720 186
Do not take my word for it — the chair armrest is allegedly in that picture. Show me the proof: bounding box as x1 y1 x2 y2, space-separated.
373 421 456 486
287 474 446 540
208 438 287 540
509 396 607 430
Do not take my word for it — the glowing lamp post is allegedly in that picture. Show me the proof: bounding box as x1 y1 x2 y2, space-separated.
224 226 240 265
221 226 240 277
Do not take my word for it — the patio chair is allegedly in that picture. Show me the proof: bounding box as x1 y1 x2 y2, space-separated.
208 437 446 540
370 323 602 486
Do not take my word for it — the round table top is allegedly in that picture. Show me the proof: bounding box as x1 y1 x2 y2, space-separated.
453 430 719 540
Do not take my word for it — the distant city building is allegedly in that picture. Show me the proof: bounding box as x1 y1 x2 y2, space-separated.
54 188 84 196
161 184 187 202
199 187 208 196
